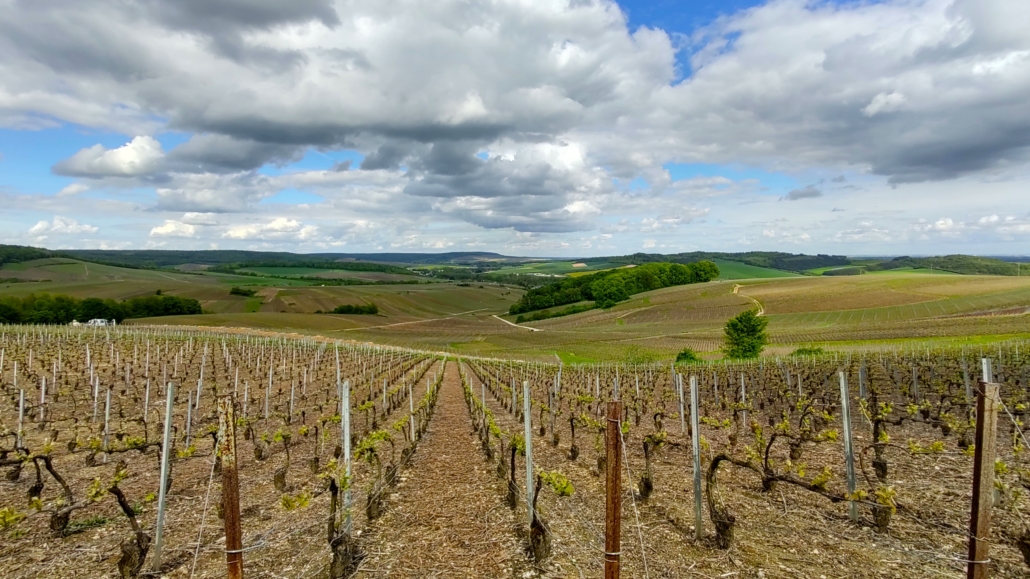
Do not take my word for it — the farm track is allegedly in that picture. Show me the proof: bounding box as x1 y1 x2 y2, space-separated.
734 284 765 316
355 362 531 578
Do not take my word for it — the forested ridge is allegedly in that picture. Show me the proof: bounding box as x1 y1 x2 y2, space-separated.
595 251 851 272
509 261 719 314
868 255 1022 276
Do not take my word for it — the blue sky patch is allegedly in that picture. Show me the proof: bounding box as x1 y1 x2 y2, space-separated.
664 162 798 193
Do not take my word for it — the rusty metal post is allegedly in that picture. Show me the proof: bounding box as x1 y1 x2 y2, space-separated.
605 401 621 579
967 376 999 579
218 394 244 579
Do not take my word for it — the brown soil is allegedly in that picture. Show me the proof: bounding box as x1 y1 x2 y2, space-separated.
353 362 532 577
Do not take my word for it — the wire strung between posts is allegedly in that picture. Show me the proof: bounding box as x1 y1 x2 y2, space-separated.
618 423 650 579
997 398 1030 531
999 398 1030 455
189 456 219 579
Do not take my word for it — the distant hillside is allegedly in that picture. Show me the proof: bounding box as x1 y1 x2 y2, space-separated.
309 252 512 264
7 244 1025 276
869 255 1022 276
210 259 414 276
0 244 53 266
590 251 851 273
61 249 514 268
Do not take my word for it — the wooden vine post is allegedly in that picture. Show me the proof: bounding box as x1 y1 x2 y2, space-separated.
17 388 24 448
218 394 244 579
523 380 534 528
604 400 622 579
689 375 702 540
838 371 858 522
967 359 999 579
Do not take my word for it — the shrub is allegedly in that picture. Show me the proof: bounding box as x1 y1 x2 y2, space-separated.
675 348 702 364
723 309 768 359
229 287 258 297
332 303 378 315
786 344 828 354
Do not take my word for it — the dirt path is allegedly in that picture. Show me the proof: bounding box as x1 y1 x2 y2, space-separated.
733 283 765 315
492 314 543 331
355 361 530 578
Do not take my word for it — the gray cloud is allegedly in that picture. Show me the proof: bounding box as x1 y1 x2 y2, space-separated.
783 185 822 201
165 134 305 173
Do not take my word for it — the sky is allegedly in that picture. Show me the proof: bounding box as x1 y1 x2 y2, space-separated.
0 0 1028 257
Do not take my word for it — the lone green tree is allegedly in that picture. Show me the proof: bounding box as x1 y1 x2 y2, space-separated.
723 309 768 359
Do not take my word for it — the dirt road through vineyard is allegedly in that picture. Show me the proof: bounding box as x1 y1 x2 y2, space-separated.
354 361 532 578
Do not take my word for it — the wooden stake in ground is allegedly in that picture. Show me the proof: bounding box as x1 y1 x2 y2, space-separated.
839 371 858 522
690 375 702 540
605 401 621 579
16 389 24 448
967 360 999 579
523 380 534 528
218 394 244 579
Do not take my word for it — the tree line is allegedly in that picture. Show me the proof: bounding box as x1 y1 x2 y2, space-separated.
509 261 719 314
327 303 379 315
596 251 850 273
0 293 202 324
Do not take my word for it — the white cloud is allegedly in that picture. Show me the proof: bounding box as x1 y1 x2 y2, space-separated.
150 220 196 238
56 183 89 196
223 218 319 240
862 92 907 117
52 136 164 177
28 216 98 235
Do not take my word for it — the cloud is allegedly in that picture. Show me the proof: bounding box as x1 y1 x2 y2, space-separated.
52 136 164 177
28 216 99 235
2 0 1030 253
862 92 907 117
150 220 197 237
223 217 319 240
782 185 822 201
647 0 1030 183
57 183 89 196
165 134 304 173
154 172 277 212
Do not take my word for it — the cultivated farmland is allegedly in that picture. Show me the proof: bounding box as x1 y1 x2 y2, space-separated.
2 326 1030 578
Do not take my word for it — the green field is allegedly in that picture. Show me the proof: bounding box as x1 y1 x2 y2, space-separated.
238 266 422 282
490 261 619 276
3 257 1028 362
711 258 800 279
490 258 791 280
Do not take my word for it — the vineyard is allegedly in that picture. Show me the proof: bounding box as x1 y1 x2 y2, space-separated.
2 324 1030 577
